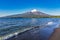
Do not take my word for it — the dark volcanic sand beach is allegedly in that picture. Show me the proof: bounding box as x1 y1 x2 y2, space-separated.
49 28 60 40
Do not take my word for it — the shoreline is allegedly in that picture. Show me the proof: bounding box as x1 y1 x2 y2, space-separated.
49 28 60 40
0 26 40 40
6 26 40 40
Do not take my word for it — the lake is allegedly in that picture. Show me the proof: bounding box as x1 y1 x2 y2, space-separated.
0 18 60 40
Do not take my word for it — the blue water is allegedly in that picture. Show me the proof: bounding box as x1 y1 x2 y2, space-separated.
0 18 59 29
0 18 60 40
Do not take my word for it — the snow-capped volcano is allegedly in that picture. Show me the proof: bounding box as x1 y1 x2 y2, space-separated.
5 9 50 18
31 9 38 12
28 9 49 16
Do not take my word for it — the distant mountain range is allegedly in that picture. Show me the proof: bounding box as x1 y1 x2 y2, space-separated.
5 9 50 18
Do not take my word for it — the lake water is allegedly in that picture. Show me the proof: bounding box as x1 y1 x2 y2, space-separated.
0 18 60 40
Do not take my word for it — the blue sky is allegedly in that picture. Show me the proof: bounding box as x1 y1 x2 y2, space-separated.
0 0 60 17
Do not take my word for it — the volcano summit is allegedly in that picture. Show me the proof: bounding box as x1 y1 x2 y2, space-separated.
6 9 50 18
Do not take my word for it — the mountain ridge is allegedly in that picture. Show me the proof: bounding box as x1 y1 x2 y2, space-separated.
4 9 50 18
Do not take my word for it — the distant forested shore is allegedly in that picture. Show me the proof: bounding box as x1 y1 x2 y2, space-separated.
1 16 60 18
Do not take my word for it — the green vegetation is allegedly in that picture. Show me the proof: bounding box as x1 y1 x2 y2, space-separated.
49 16 60 18
24 15 60 18
10 16 60 18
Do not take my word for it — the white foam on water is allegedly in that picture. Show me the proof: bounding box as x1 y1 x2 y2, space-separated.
3 32 19 40
47 22 53 25
14 32 19 35
3 34 14 40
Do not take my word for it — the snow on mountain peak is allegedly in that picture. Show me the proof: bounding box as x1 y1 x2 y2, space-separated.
31 9 38 12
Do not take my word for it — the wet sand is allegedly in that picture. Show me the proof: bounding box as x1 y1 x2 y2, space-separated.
49 28 60 40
